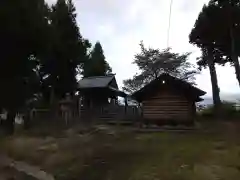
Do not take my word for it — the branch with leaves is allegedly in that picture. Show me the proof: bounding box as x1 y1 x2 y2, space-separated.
123 41 198 94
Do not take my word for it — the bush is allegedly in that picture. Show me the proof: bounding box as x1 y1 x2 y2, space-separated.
198 105 214 118
222 101 239 116
198 101 240 119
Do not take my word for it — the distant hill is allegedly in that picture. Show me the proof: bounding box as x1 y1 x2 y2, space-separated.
200 93 240 106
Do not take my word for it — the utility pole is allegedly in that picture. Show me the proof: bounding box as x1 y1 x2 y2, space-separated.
167 0 173 47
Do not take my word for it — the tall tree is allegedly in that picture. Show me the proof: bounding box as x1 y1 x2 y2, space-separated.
198 48 222 109
0 0 49 134
41 0 88 101
190 0 240 89
189 1 223 113
212 0 240 87
82 41 112 77
123 42 198 94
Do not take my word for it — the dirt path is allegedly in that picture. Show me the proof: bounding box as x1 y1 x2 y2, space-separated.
0 155 55 180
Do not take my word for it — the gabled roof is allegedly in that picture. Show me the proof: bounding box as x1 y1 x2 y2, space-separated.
132 73 206 102
77 75 128 97
77 75 118 89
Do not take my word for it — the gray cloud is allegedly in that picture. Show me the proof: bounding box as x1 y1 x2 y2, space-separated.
45 0 238 95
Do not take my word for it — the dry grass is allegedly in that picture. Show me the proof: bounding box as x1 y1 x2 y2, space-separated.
1 122 240 180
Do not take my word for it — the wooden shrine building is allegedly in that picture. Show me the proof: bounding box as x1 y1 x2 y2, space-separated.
132 73 206 125
77 75 132 121
77 75 126 108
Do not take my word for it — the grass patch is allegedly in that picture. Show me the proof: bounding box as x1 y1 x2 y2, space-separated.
1 122 240 180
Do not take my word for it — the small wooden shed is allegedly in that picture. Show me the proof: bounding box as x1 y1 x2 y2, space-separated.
78 74 127 109
77 74 127 108
132 74 206 125
77 75 136 121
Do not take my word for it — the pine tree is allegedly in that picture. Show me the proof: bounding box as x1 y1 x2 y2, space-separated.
189 1 230 114
0 0 49 134
189 0 240 113
41 0 89 100
83 42 112 77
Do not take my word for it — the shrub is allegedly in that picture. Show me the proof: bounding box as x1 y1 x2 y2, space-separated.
198 105 215 118
198 101 240 119
222 101 238 116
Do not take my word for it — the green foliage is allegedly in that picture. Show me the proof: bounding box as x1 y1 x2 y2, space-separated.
190 0 240 88
189 0 238 67
199 101 240 118
189 1 229 108
189 1 228 68
0 0 48 108
0 0 50 133
40 0 90 100
123 75 145 94
123 41 198 93
0 0 94 133
82 41 112 77
198 105 215 118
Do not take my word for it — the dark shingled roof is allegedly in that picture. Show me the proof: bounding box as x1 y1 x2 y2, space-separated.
77 75 117 89
77 75 127 97
132 73 206 102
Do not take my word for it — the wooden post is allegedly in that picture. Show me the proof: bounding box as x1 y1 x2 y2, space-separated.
78 96 81 119
124 97 128 114
139 102 144 128
50 86 55 106
191 101 196 126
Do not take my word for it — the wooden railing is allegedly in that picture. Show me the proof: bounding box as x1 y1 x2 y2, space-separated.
80 104 140 122
28 104 140 126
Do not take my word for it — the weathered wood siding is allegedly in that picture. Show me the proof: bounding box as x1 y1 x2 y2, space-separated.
142 90 195 123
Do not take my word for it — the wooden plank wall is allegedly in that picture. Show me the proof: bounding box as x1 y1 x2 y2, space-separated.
142 90 194 122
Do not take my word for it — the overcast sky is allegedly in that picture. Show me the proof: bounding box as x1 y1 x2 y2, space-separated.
47 0 240 96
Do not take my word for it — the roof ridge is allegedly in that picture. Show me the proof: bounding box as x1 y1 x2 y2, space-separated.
159 73 204 92
132 73 206 101
81 74 115 80
77 74 117 89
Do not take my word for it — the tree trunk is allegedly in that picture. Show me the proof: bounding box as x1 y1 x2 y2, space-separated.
230 24 240 87
207 49 222 116
5 108 17 135
232 55 240 87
